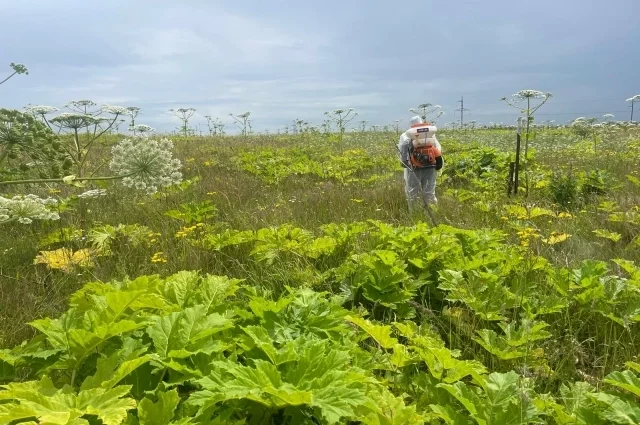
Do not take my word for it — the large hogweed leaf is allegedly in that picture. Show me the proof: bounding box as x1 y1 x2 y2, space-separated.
251 287 353 344
393 321 487 384
345 316 398 349
604 367 640 397
191 338 374 424
0 376 136 425
28 288 163 374
438 269 516 321
137 389 181 425
437 371 542 425
146 305 233 360
589 392 640 424
474 319 551 361
345 250 425 318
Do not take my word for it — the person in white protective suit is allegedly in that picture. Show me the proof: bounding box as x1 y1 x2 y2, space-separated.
397 116 443 211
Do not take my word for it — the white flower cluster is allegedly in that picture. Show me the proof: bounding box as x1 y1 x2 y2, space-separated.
0 194 59 224
109 137 183 195
626 94 640 102
65 100 96 108
25 105 59 115
102 105 130 115
51 113 96 128
512 90 550 100
132 124 155 133
77 189 108 199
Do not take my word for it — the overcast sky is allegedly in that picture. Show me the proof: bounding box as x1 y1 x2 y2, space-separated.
1 0 638 133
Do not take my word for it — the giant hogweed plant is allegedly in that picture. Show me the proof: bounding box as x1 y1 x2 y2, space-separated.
409 103 444 124
170 108 196 137
500 90 553 161
230 111 252 137
181 220 640 374
0 271 429 425
0 109 72 180
2 269 640 424
0 136 183 228
324 108 357 143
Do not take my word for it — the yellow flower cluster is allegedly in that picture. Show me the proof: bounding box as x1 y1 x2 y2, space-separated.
151 252 168 263
147 231 161 244
175 223 205 238
516 227 541 247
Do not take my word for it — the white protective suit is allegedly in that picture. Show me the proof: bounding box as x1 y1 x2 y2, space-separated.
397 116 442 210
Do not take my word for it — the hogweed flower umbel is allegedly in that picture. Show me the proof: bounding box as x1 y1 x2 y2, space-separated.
109 137 183 194
77 189 108 199
24 105 59 116
131 124 155 134
101 105 131 116
50 113 97 129
0 194 59 224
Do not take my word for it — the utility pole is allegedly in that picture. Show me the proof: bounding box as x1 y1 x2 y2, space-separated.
455 96 470 128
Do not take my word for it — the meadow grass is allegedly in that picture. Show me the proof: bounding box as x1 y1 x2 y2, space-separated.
1 127 639 386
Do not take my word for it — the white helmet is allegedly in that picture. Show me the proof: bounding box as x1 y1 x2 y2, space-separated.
410 115 423 126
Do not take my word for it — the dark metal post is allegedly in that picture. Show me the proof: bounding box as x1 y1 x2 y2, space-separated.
515 117 522 194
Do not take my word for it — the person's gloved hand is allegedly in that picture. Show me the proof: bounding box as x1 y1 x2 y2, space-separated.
435 156 443 170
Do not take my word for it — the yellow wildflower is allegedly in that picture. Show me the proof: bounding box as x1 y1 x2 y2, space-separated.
151 252 168 263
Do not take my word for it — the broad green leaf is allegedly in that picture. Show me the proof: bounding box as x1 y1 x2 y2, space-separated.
593 229 622 242
193 274 242 311
591 392 640 424
626 362 640 373
0 377 136 425
81 353 156 391
345 315 398 349
557 382 604 425
429 403 469 424
138 389 180 425
312 385 368 424
481 371 518 409
262 386 312 406
162 271 200 307
248 296 291 318
147 306 232 358
242 326 299 365
604 370 640 397
437 381 482 418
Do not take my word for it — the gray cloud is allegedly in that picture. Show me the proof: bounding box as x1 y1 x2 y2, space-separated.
1 0 638 132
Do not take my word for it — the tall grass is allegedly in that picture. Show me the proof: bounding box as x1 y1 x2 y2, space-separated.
1 127 639 379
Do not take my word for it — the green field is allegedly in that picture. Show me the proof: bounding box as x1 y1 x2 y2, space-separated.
2 117 640 424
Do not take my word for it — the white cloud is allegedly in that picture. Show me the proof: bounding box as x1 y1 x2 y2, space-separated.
1 0 638 132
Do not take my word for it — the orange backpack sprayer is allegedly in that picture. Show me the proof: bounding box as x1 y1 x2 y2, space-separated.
404 122 443 170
